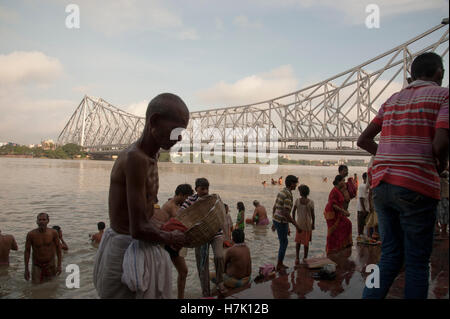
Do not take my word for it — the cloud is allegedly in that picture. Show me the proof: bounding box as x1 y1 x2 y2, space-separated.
0 51 63 86
195 65 299 106
125 100 148 117
178 28 199 40
254 0 448 24
74 0 200 38
215 17 224 31
233 15 263 29
0 93 76 144
0 4 19 24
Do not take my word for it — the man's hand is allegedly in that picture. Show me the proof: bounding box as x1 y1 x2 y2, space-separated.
56 265 62 276
168 230 187 250
24 268 30 281
271 224 276 232
288 228 291 236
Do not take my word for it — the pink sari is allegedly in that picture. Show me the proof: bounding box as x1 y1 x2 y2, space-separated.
324 187 353 254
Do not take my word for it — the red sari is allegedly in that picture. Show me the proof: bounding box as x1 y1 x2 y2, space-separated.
324 187 353 254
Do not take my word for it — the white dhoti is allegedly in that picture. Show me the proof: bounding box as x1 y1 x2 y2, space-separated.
93 228 135 299
121 240 172 299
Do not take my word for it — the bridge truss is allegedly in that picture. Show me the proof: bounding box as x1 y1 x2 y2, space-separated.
58 21 449 154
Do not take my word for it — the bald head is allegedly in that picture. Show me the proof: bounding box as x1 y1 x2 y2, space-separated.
146 93 189 124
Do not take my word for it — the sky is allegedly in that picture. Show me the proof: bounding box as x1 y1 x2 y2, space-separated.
0 0 449 145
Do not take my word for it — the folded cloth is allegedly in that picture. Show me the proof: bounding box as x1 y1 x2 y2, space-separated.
259 264 276 277
121 240 172 299
161 218 188 233
93 228 135 299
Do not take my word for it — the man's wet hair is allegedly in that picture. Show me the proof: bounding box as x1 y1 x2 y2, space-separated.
232 228 245 244
362 172 368 179
285 175 298 188
195 178 209 189
145 93 188 122
52 225 61 231
175 184 194 196
37 212 49 220
411 52 444 80
237 201 245 212
299 184 310 197
97 222 105 230
338 165 348 173
333 175 345 186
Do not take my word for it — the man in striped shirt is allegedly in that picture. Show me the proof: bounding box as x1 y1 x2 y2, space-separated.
272 175 302 271
358 52 449 299
179 178 226 297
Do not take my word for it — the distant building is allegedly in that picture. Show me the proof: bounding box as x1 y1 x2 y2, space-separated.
28 144 36 148
41 139 56 150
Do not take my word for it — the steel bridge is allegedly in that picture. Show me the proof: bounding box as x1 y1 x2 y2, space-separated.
57 20 449 158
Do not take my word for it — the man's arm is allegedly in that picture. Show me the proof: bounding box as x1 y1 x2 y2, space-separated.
432 128 449 175
357 122 381 155
24 233 31 281
125 152 185 247
10 236 18 251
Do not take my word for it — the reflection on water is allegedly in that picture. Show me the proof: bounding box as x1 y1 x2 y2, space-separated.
0 157 369 299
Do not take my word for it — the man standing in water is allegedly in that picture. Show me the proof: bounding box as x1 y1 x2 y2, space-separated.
0 229 18 266
24 213 62 283
93 93 189 299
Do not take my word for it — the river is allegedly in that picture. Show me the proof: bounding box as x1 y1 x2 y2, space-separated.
0 157 368 299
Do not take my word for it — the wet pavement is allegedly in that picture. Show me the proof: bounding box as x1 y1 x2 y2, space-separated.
221 237 449 299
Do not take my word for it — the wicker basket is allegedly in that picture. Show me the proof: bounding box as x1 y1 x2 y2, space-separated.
175 194 225 248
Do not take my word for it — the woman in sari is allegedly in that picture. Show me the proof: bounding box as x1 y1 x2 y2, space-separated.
324 175 353 254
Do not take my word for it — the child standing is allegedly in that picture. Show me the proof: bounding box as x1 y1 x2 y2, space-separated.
292 184 315 264
235 202 245 231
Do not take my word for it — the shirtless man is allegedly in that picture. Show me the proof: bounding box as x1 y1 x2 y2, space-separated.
24 213 62 283
0 229 18 266
223 229 251 287
52 226 68 251
155 184 194 299
90 222 106 246
252 200 269 225
93 93 189 299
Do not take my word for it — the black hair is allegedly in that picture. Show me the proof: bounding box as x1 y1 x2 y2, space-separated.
411 52 444 80
253 200 259 206
145 93 188 122
237 202 245 212
362 172 368 179
333 175 345 186
298 184 310 197
97 222 105 230
37 212 49 220
338 165 348 173
52 225 61 231
195 177 209 189
285 175 298 188
232 228 245 244
175 184 194 196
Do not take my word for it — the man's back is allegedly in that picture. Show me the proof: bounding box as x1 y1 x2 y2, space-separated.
225 245 251 279
371 80 449 199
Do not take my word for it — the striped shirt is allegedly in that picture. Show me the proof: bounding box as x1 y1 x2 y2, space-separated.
179 194 223 238
370 80 449 200
273 187 294 223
